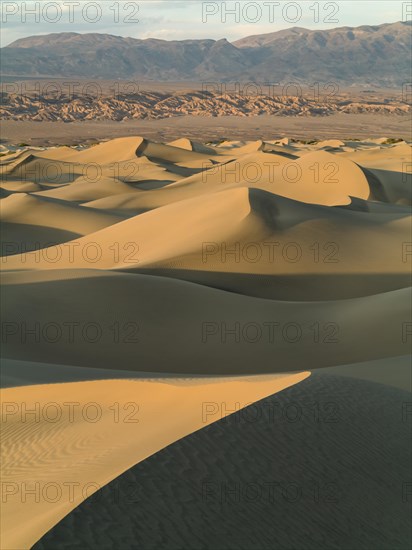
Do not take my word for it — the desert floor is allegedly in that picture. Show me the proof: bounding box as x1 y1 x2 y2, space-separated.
2 113 411 147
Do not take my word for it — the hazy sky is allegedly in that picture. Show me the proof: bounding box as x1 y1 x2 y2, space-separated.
1 0 409 46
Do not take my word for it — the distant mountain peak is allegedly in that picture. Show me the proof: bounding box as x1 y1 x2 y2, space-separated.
2 22 409 87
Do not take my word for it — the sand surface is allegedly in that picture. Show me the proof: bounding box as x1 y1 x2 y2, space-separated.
1 135 411 548
32 372 412 550
1 372 309 549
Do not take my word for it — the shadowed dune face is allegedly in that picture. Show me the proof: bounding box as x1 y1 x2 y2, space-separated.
32 373 412 550
1 270 410 374
0 373 309 550
0 136 411 549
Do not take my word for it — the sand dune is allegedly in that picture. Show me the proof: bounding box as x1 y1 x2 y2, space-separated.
1 136 410 549
1 136 410 331
40 137 146 164
32 373 412 550
2 186 409 299
1 269 410 373
167 138 219 155
0 372 308 550
1 193 123 254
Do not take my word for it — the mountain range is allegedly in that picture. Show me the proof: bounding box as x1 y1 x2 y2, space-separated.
1 22 411 86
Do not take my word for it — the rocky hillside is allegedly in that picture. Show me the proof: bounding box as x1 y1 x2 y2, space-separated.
1 22 411 86
1 90 409 122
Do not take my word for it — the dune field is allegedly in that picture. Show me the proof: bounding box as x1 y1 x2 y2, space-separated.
1 135 411 548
